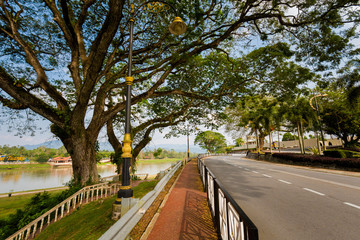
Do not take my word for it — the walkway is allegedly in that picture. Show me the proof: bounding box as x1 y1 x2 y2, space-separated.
143 159 218 240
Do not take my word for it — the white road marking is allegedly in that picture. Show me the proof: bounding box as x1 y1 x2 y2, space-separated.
268 169 360 191
238 166 243 169
278 179 292 184
252 171 259 174
303 188 325 196
262 174 272 178
344 202 360 210
244 168 250 171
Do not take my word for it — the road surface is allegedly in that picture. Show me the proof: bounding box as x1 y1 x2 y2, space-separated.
204 154 360 240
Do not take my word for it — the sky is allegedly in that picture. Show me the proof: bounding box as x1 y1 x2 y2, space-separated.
0 119 233 148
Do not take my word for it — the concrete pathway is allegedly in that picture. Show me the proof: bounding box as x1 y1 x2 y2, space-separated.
144 159 218 240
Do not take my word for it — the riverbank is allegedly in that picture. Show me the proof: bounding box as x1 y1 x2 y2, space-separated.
0 158 182 170
0 163 51 170
0 187 67 219
137 158 182 163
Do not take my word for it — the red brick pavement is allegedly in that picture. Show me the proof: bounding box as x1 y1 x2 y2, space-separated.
146 160 218 240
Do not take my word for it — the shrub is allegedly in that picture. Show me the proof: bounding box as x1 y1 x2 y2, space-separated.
271 153 360 169
323 149 360 158
0 186 81 239
323 150 347 158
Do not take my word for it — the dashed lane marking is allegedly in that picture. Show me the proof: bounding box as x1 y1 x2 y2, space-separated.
303 188 325 196
278 179 292 184
268 169 360 191
344 202 360 210
252 171 259 174
262 174 272 178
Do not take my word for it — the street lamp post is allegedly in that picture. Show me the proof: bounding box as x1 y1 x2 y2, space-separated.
309 93 328 153
113 1 186 220
187 129 190 159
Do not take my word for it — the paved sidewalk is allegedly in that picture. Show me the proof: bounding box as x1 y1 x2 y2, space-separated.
144 159 218 240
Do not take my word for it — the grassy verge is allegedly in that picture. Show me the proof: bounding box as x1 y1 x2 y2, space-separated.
35 180 159 240
0 190 64 219
0 163 50 170
137 158 182 164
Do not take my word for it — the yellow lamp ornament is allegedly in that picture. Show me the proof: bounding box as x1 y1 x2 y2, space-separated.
169 17 187 35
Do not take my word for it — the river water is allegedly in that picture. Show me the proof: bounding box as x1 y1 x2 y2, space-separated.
0 161 177 194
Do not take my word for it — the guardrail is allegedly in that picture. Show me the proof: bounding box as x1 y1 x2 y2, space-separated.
198 155 259 240
6 182 122 240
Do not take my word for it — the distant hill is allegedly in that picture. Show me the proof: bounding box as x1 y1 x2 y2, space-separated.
23 140 63 150
23 140 205 153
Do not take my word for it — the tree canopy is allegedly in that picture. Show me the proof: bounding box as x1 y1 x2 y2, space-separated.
194 131 227 153
0 0 358 184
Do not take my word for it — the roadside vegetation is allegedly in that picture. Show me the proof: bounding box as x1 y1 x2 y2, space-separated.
0 190 64 219
11 180 157 240
0 187 81 239
0 180 159 239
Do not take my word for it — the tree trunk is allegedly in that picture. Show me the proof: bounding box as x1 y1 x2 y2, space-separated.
277 130 281 152
300 120 306 153
297 122 304 154
70 138 98 185
107 120 123 175
269 131 272 154
52 124 99 185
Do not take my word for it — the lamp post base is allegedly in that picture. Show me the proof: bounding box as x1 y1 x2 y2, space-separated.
112 188 133 220
112 202 122 220
118 188 133 198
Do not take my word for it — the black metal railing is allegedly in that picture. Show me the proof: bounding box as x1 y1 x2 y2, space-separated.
198 156 259 240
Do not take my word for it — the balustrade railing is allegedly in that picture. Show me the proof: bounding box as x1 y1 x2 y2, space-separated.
198 156 259 240
6 182 122 240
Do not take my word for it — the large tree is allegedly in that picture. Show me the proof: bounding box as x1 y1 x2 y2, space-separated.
321 89 360 148
195 130 227 153
0 0 358 184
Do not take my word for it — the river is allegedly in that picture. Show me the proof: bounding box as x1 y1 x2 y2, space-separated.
0 161 178 194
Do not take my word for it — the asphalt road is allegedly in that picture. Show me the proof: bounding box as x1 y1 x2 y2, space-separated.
204 154 360 240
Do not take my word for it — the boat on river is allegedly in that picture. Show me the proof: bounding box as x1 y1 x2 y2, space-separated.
48 156 72 167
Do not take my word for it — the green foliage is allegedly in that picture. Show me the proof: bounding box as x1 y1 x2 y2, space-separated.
153 148 163 159
234 137 245 147
323 149 360 159
308 147 320 155
0 145 69 163
138 148 196 160
0 0 358 184
194 131 227 153
282 133 298 141
0 186 81 239
321 89 360 147
34 180 158 240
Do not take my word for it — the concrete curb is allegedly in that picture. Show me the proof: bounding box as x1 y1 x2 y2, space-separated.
99 161 182 240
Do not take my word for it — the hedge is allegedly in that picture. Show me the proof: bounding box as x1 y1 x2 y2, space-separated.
271 153 360 170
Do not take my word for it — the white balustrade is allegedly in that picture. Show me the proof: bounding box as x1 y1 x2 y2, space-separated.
6 182 122 240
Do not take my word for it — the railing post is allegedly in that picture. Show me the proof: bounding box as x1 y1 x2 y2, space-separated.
32 223 37 238
55 208 58 222
67 201 71 213
214 180 220 237
39 218 44 232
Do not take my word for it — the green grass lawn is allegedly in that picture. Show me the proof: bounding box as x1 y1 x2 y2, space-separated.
0 163 50 170
0 190 64 219
137 158 182 164
35 180 159 240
